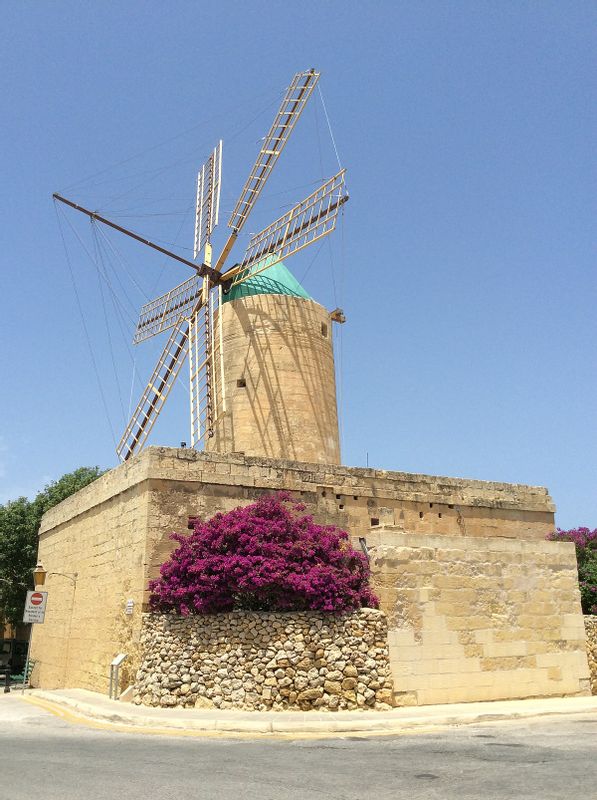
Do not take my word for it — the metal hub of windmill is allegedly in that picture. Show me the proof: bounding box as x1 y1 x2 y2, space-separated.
54 69 349 463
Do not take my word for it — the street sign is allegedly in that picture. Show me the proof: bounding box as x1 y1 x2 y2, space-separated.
23 590 48 624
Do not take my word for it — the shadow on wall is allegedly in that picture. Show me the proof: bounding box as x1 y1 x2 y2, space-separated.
211 295 340 463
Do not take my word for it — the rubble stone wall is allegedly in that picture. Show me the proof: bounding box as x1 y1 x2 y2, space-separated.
133 609 394 711
584 616 597 694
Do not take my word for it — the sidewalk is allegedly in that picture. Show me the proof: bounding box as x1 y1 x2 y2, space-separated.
20 688 597 737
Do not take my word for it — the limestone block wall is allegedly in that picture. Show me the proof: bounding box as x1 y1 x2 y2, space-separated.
141 448 555 572
369 528 591 705
584 616 597 694
133 609 393 711
31 458 154 691
31 447 557 693
142 449 555 599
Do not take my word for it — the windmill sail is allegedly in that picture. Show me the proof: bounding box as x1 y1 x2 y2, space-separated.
228 70 320 234
194 140 222 259
132 139 223 346
189 282 224 448
117 318 192 461
226 169 347 285
133 275 202 344
57 67 348 463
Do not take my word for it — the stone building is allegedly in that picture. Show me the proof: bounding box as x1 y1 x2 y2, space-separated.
31 448 591 704
30 265 591 704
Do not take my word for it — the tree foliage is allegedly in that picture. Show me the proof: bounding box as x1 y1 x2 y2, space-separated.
0 466 105 625
150 493 379 615
547 527 597 615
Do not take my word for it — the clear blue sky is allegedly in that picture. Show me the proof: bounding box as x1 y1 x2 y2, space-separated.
1 2 594 527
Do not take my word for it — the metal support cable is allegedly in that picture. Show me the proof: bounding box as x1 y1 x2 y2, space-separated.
92 225 127 424
60 86 282 195
58 209 138 326
94 223 149 302
318 85 343 171
55 203 118 449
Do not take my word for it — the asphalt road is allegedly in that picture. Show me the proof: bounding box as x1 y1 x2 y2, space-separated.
1 694 595 800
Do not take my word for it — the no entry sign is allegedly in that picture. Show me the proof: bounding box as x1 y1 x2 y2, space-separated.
23 590 48 623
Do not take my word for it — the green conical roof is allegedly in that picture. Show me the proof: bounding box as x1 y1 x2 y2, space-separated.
223 256 311 303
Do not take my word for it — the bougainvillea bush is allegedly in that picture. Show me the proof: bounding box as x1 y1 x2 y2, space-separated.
547 527 597 615
149 493 379 615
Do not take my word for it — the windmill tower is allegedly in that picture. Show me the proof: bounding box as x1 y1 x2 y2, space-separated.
54 69 348 465
206 263 344 464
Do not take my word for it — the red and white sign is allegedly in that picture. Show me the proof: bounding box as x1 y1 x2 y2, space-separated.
23 590 48 623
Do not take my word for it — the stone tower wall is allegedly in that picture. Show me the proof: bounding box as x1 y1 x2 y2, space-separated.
205 294 340 464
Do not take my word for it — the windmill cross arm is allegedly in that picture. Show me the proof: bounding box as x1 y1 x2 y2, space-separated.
53 193 222 282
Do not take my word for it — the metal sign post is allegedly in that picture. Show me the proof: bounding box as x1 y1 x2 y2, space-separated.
109 653 128 700
21 591 48 693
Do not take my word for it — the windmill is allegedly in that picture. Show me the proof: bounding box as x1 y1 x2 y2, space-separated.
54 69 348 464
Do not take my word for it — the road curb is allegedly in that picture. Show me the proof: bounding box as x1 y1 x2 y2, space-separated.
22 691 597 737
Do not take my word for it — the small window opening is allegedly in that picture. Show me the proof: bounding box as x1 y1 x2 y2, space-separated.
321 490 327 497
370 517 379 527
419 512 424 519
321 322 328 337
448 504 454 509
438 513 442 518
353 495 358 501
429 503 433 508
336 494 341 500
237 378 246 388
339 504 344 510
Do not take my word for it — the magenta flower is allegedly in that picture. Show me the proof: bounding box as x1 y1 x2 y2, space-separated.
149 492 379 615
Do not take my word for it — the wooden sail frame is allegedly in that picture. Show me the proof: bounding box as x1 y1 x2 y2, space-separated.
54 68 348 462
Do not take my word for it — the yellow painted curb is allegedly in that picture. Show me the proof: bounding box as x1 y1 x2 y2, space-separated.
19 695 440 740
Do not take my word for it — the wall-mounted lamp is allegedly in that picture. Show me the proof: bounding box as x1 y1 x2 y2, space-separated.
32 561 78 587
49 571 78 585
33 561 47 587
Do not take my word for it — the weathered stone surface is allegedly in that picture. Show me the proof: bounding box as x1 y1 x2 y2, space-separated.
30 446 557 696
297 688 323 702
132 609 393 711
584 616 597 695
205 295 341 465
375 529 592 705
